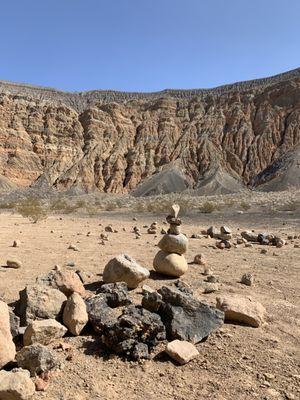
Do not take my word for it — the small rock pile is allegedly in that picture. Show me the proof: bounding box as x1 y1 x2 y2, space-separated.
153 204 188 277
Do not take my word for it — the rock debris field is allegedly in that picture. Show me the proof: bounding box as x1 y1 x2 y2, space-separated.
0 205 299 400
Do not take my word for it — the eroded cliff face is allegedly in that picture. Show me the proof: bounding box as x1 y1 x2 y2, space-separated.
0 70 299 193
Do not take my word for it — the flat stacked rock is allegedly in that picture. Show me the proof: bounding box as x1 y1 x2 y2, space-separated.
153 205 188 277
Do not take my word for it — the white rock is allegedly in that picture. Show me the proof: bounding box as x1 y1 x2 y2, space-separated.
103 254 150 289
165 340 199 365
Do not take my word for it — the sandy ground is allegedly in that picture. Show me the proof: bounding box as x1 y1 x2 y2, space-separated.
0 209 299 400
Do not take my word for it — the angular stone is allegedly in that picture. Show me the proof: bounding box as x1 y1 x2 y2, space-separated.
153 251 188 277
207 226 220 238
23 319 67 346
241 231 258 242
48 269 86 297
241 272 254 286
18 284 67 325
170 204 180 218
103 254 150 289
16 343 61 377
157 286 224 343
0 300 16 368
63 293 88 335
97 282 132 308
0 368 35 400
220 226 231 235
216 295 266 327
158 233 188 255
165 340 199 365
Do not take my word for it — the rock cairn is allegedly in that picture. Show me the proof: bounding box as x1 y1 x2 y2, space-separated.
153 204 188 277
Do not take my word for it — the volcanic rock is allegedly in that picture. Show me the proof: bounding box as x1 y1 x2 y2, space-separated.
156 286 224 343
16 343 60 376
101 305 166 360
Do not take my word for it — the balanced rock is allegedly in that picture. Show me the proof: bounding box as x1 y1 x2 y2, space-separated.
23 319 67 346
63 293 88 335
153 251 188 277
158 233 188 255
165 340 199 365
0 300 16 368
16 344 60 377
103 254 150 289
0 368 35 400
18 283 67 325
157 286 224 343
216 295 266 327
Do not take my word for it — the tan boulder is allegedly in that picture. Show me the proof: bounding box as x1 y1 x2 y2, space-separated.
23 319 67 346
158 233 188 255
51 269 86 297
103 254 150 289
216 295 266 327
63 293 88 335
153 251 188 277
0 368 35 400
0 300 16 368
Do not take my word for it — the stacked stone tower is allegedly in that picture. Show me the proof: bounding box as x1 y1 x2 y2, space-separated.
153 204 188 277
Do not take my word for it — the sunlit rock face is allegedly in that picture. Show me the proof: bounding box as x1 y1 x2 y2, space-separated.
0 68 299 194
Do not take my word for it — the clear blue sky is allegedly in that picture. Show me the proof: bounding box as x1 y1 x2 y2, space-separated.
1 0 299 92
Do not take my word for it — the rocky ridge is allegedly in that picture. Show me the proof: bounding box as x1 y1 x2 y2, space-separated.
0 67 299 194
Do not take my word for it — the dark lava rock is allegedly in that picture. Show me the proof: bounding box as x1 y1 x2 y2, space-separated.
157 286 224 343
258 233 275 245
142 291 163 313
102 305 166 360
174 280 193 296
16 343 60 376
97 282 132 308
86 294 120 334
9 308 20 338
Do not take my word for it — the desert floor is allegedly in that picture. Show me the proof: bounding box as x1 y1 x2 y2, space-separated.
0 209 299 400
